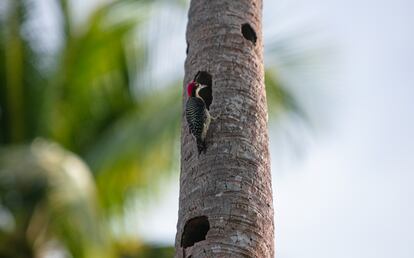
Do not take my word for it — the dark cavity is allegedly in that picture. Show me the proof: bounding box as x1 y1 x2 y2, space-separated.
181 216 210 248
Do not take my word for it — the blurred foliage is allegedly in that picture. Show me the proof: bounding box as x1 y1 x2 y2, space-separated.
0 0 307 257
113 240 174 258
265 69 306 120
0 140 107 258
0 0 180 257
0 0 182 210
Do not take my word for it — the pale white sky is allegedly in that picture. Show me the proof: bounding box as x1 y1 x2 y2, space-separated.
271 1 414 257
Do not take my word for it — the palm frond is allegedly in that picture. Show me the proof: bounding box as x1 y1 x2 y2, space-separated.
265 69 307 121
85 85 181 211
0 140 110 258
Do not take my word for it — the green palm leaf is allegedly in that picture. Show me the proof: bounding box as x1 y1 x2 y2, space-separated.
0 140 110 258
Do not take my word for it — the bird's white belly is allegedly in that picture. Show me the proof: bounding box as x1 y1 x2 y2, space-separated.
201 111 211 141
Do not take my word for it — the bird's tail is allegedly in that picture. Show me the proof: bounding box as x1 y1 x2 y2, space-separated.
196 138 206 154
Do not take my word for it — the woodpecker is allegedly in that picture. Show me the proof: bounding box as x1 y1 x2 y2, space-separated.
185 81 212 154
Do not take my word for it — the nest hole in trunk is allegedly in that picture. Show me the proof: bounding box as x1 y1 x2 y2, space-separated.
181 216 210 248
241 23 257 44
194 71 212 110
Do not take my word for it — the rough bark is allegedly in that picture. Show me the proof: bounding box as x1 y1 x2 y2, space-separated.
175 0 274 257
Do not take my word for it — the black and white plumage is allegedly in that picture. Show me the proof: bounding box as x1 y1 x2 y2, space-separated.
185 81 211 154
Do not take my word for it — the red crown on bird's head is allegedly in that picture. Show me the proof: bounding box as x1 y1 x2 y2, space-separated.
187 81 197 96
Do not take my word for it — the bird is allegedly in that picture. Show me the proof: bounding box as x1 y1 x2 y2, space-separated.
185 81 212 154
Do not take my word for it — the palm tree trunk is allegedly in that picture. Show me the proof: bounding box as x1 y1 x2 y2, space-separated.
176 0 274 257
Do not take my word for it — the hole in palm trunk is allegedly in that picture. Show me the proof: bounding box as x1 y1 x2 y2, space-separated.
181 216 210 248
186 40 189 54
241 23 257 44
194 71 212 110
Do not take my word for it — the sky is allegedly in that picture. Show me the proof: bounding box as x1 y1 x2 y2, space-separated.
23 0 414 257
269 0 414 257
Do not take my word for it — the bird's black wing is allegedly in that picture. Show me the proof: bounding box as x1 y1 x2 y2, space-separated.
185 97 206 139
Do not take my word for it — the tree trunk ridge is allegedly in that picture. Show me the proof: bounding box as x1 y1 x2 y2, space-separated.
176 0 274 257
